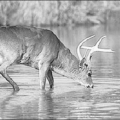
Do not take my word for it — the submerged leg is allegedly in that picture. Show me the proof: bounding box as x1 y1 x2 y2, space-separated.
38 61 50 90
0 69 19 91
47 69 54 88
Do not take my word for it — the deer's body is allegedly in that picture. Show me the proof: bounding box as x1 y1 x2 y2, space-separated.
0 25 113 91
0 26 82 91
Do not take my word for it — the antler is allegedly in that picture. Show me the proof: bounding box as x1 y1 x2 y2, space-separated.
86 36 114 61
77 35 114 62
77 35 95 60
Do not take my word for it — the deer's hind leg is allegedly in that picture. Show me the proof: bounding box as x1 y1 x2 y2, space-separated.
0 60 19 91
0 69 19 91
47 69 54 89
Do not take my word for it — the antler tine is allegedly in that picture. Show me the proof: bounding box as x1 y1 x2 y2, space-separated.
95 36 106 47
77 35 95 60
87 36 114 61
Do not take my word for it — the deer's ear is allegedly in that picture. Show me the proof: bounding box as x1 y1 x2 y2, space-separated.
79 58 86 67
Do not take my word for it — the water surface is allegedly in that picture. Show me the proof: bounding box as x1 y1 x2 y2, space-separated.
0 24 120 119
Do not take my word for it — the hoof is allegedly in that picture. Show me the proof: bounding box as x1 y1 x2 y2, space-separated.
13 86 20 92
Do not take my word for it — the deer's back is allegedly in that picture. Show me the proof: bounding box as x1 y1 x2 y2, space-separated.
0 26 61 66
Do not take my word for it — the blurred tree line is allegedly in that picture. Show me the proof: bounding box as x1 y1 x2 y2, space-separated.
0 1 120 27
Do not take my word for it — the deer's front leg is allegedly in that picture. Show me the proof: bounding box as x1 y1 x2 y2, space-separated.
47 69 54 89
38 61 50 89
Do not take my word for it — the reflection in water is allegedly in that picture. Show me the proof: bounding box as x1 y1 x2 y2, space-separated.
0 24 120 119
1 79 120 119
0 87 93 119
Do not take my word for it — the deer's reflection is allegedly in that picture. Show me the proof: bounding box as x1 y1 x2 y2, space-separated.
0 86 94 119
0 90 20 119
0 89 55 119
38 89 55 119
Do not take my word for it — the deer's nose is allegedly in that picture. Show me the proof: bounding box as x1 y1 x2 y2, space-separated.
87 85 90 88
86 84 94 88
91 85 94 88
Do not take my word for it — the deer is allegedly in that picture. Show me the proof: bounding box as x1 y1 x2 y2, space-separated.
0 25 114 91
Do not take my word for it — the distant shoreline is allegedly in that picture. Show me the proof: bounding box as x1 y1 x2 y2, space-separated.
0 1 120 27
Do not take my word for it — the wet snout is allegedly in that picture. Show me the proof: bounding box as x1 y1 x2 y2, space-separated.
85 70 94 88
79 75 94 88
79 80 94 88
85 77 94 88
86 84 94 88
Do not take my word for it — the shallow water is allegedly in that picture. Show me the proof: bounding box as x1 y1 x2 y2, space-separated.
0 24 120 119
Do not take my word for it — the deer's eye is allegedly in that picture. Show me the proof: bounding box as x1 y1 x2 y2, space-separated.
88 70 92 77
88 72 91 77
84 63 88 67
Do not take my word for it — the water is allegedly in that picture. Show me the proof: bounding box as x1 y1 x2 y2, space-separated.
0 24 120 119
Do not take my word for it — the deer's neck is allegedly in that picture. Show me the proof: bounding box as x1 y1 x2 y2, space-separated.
52 43 80 78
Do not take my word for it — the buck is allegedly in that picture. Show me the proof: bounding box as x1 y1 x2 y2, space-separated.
0 25 114 91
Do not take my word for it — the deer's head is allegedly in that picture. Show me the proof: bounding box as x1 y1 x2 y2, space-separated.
77 35 114 88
